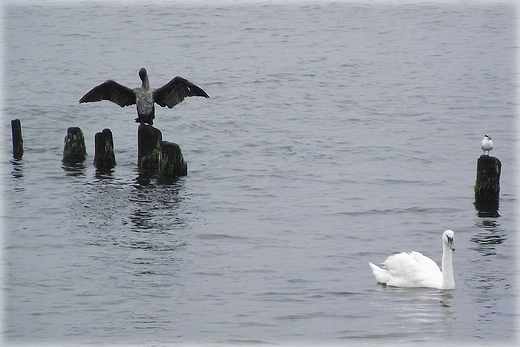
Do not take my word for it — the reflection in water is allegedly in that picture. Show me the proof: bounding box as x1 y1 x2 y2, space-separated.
10 159 24 178
468 219 513 328
62 161 87 177
129 209 155 230
369 286 456 342
439 291 454 308
439 291 455 327
135 169 153 187
134 168 183 187
129 172 186 234
69 169 189 277
474 200 500 218
94 168 115 179
374 286 455 325
471 270 507 292
471 220 507 256
467 268 510 329
130 168 186 233
77 169 188 237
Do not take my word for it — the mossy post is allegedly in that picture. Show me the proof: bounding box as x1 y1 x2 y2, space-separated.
138 124 162 170
159 141 188 177
474 154 501 217
137 124 188 177
11 119 23 159
63 127 87 163
94 128 116 170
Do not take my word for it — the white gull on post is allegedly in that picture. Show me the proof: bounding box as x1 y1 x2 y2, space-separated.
481 134 493 155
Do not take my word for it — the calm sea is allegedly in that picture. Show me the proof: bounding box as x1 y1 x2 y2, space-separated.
1 1 518 346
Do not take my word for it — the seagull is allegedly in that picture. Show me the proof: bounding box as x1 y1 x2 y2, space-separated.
79 68 209 125
481 134 493 155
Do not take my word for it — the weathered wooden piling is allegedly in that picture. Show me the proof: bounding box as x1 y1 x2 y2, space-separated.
137 124 188 177
474 154 501 216
93 128 116 170
63 127 87 163
138 124 163 170
11 119 24 159
159 141 188 177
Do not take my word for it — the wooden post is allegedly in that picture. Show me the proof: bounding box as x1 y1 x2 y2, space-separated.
474 154 501 217
138 124 162 170
94 128 116 170
137 124 188 177
159 141 188 177
11 119 24 159
63 127 87 163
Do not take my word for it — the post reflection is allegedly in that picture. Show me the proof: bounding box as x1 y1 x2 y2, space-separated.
474 200 500 218
129 169 186 234
10 158 24 178
134 168 182 187
72 169 188 275
470 220 507 256
467 219 512 327
62 161 87 177
94 168 115 179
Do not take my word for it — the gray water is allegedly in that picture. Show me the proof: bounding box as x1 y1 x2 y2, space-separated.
1 1 518 345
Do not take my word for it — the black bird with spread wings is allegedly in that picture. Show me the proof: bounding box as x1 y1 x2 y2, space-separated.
79 68 209 125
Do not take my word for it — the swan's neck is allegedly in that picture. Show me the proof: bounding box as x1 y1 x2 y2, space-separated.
441 243 455 289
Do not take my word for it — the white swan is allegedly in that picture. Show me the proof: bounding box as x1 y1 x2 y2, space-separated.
369 230 455 289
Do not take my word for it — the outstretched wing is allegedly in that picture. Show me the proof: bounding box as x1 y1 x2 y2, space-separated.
79 80 136 107
153 76 209 108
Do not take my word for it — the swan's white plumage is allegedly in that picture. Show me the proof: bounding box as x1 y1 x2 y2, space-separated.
369 230 455 289
369 252 442 288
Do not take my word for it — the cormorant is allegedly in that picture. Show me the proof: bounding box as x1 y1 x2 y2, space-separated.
79 68 209 125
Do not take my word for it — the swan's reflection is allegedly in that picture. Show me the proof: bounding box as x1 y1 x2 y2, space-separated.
373 286 455 325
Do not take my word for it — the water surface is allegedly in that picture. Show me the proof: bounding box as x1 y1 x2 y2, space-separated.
2 1 518 345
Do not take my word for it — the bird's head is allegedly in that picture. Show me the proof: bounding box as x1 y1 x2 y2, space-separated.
138 68 150 89
443 230 455 251
139 68 148 81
